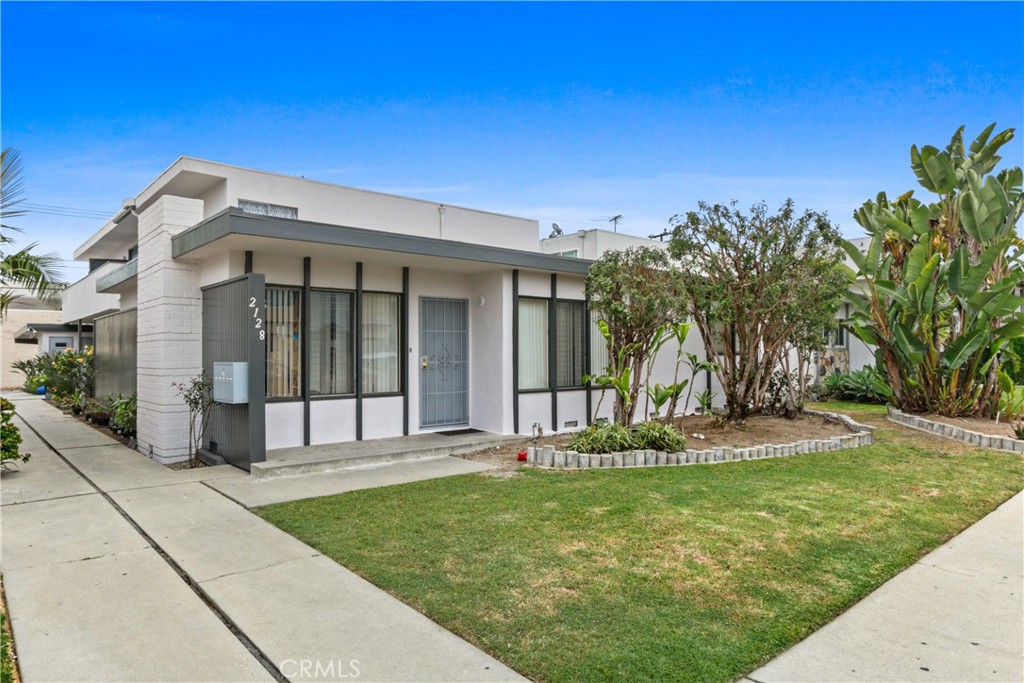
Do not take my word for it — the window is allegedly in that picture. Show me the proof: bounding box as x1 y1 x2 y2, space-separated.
590 310 610 377
831 323 847 348
309 290 354 395
266 287 302 398
556 249 579 258
556 300 586 387
239 199 298 219
518 298 549 389
362 292 401 394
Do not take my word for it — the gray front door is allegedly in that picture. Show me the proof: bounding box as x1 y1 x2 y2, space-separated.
420 298 469 427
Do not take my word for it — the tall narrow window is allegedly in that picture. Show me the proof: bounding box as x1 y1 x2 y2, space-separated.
589 310 610 377
518 298 549 390
266 286 302 398
556 300 586 387
309 290 354 395
362 292 401 394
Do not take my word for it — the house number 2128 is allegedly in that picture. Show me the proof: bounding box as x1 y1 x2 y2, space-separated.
249 297 265 340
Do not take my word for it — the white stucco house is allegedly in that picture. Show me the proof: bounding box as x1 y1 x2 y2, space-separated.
64 157 693 468
63 156 874 470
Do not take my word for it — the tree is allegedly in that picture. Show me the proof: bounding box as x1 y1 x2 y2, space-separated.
1 147 64 321
669 199 847 421
586 246 685 425
842 124 1023 417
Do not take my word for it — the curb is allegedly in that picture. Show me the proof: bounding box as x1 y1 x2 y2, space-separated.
886 405 1024 454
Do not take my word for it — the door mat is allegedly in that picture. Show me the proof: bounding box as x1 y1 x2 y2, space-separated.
437 428 481 436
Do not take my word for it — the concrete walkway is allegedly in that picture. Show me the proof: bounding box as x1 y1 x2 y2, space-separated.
746 491 1024 683
1 394 524 682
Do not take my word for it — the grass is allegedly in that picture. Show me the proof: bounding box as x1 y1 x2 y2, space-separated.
1 579 17 683
257 408 1023 683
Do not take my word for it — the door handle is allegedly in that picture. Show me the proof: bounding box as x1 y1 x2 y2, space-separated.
421 356 429 369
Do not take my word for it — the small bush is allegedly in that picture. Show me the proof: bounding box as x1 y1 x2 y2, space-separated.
568 423 636 454
633 420 687 452
822 366 893 404
567 421 688 454
1 397 30 467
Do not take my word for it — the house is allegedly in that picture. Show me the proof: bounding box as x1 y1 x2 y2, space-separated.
65 157 675 469
64 157 876 471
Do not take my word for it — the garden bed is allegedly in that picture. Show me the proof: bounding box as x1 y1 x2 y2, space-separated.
461 412 860 469
43 397 135 449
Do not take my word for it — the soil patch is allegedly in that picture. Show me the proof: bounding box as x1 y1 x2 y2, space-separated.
460 414 854 470
919 414 1020 439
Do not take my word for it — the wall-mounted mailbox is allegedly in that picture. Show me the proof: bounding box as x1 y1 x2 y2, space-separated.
213 362 248 404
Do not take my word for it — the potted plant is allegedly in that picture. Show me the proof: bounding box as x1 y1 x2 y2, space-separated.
70 391 86 415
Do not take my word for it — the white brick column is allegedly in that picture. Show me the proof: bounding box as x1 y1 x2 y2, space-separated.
136 196 204 464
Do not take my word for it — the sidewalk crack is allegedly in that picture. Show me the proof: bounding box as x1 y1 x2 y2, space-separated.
198 553 321 585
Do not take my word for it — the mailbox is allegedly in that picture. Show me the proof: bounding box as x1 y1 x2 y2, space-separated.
213 362 248 404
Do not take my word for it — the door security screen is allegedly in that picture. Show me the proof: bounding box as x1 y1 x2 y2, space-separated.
419 298 469 427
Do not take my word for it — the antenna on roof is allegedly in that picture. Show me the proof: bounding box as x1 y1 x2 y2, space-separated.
549 223 563 238
608 215 623 232
649 229 672 242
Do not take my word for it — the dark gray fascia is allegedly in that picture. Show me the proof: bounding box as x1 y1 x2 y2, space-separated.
96 257 139 292
171 208 593 274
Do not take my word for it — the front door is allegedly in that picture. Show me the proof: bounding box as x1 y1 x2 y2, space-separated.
420 298 469 428
48 336 74 352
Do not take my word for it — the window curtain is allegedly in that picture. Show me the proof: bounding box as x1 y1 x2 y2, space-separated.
556 300 586 387
266 287 301 398
309 290 354 395
590 309 610 377
518 298 549 390
362 292 400 393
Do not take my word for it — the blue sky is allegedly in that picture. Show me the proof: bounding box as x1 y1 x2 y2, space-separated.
2 1 1022 281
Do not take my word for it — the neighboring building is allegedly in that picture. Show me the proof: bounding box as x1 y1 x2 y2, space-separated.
0 297 64 389
539 228 669 260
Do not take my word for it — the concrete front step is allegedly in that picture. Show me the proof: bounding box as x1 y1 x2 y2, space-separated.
252 431 518 479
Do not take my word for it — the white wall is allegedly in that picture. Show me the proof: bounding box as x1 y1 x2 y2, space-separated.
266 402 304 450
363 396 404 439
469 271 512 434
61 263 122 323
309 399 356 446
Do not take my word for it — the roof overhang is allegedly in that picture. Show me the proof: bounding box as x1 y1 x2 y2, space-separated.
13 322 92 343
172 208 593 275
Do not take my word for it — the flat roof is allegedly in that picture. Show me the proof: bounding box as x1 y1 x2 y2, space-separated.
172 208 592 275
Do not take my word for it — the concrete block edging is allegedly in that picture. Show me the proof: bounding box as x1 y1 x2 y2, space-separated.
886 405 1024 454
527 409 876 470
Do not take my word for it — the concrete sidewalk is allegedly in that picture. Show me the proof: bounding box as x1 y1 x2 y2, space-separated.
746 491 1024 683
1 394 524 682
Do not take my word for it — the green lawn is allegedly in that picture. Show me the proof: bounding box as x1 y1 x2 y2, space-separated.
257 410 1023 683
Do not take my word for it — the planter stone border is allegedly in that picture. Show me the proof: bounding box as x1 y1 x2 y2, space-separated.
528 409 876 470
886 406 1024 454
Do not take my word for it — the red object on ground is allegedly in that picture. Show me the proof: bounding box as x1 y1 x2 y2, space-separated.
517 451 528 461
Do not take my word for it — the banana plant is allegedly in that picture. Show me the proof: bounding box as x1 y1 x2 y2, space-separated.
843 124 1024 417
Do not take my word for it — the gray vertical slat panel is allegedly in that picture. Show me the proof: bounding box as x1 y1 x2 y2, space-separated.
94 309 137 400
202 274 265 470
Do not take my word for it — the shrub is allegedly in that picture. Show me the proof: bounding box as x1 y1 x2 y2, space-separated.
566 421 688 454
633 420 687 452
567 423 636 454
1 397 30 467
11 347 94 399
108 393 137 434
823 367 893 404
